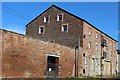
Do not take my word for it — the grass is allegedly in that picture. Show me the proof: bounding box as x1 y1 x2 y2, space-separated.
68 74 120 79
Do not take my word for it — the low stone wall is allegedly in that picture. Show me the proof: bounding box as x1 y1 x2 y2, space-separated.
1 29 75 78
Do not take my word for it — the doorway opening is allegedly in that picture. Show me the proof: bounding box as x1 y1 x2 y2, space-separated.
46 54 60 78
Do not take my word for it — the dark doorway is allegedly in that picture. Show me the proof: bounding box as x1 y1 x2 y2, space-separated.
46 55 59 78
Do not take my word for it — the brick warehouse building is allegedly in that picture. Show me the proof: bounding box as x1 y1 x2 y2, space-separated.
1 5 118 78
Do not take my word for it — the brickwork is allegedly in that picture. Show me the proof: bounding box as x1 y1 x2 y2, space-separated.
82 21 118 76
26 5 118 76
26 5 83 49
82 21 102 76
1 5 118 78
1 29 75 78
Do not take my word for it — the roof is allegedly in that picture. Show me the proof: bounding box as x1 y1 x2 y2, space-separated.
26 5 118 42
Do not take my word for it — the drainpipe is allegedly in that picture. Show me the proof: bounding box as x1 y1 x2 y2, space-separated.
67 40 77 78
77 35 80 77
67 35 80 78
75 46 77 78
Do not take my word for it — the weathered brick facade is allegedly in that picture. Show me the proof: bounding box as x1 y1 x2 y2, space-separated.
1 5 118 78
1 29 76 78
26 5 118 77
26 5 117 76
83 21 118 76
26 5 83 49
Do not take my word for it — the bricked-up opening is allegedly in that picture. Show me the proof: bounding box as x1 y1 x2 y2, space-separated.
46 55 59 78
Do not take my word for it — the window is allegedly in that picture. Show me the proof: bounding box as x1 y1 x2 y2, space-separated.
114 44 115 48
96 43 98 51
84 35 86 38
102 64 104 71
44 16 50 23
84 53 87 65
96 33 98 38
103 51 107 59
83 69 85 74
106 40 108 46
39 26 45 34
57 14 63 22
101 35 104 44
89 28 91 35
92 58 95 71
62 24 68 32
83 53 85 57
104 39 107 46
110 41 112 45
95 58 99 67
88 42 91 49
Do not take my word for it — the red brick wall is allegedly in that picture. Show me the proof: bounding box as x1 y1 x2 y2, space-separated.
1 29 75 78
